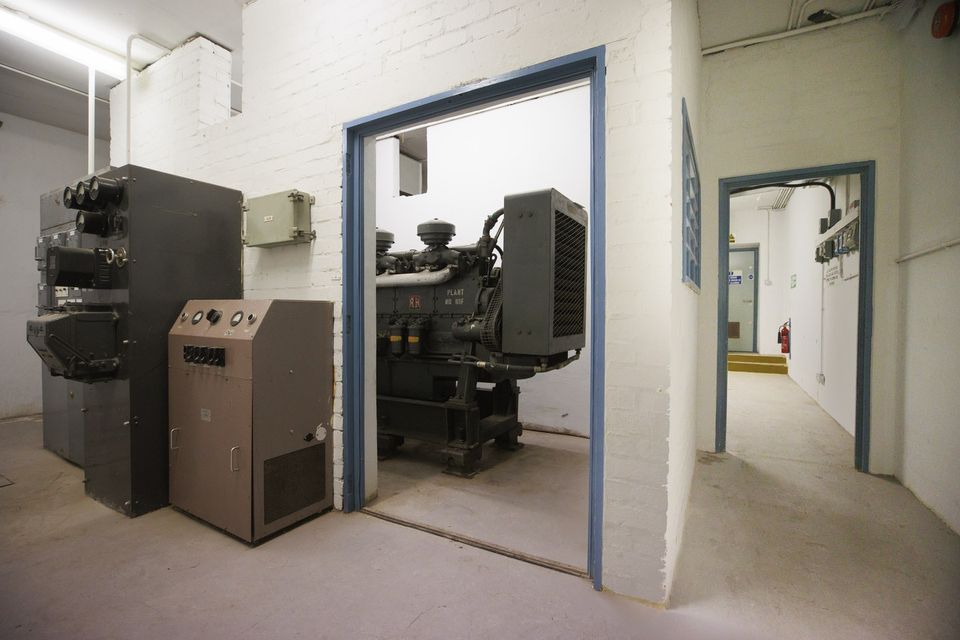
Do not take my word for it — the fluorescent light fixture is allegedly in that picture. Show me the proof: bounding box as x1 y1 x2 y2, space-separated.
0 5 126 79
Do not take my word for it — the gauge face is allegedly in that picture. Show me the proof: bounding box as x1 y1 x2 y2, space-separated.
191 311 204 324
230 311 243 326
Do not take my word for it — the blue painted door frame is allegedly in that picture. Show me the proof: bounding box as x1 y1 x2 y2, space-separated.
715 161 876 472
341 47 606 588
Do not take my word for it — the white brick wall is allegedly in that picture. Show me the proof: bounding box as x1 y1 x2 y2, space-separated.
110 37 232 170
110 0 686 603
664 0 701 602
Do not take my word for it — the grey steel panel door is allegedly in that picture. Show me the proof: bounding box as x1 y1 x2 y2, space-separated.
728 248 758 353
169 371 252 540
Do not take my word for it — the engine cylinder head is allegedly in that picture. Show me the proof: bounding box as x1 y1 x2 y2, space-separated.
417 218 455 247
376 228 395 254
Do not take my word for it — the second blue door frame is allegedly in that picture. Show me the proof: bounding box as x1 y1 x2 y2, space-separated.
715 161 876 472
341 47 607 589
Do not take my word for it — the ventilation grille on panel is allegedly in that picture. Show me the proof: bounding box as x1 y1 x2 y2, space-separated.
263 444 325 525
552 209 587 338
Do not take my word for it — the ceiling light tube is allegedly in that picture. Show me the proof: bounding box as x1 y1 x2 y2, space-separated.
0 6 126 79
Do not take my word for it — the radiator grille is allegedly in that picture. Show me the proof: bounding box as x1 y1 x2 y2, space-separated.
553 210 586 337
263 444 325 525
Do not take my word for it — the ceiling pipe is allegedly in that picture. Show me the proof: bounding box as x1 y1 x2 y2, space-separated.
702 6 893 56
792 0 817 28
786 0 798 29
126 34 171 165
0 61 108 103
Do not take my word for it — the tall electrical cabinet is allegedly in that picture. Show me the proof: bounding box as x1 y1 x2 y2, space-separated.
36 188 87 465
27 165 242 516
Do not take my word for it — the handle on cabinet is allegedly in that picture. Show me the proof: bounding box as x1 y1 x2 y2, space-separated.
230 446 240 472
169 428 180 450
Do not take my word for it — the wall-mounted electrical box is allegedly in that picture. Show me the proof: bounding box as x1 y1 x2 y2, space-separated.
243 190 316 248
815 216 860 264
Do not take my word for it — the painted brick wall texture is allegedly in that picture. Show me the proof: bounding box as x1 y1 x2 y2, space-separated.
110 0 684 602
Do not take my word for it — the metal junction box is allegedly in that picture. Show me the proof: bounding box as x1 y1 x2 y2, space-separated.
243 190 316 247
168 299 334 542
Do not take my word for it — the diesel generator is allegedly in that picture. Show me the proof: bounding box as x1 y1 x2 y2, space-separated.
376 188 587 476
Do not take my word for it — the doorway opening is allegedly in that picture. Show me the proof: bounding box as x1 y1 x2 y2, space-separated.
727 246 759 354
342 49 606 587
716 162 875 472
367 81 591 573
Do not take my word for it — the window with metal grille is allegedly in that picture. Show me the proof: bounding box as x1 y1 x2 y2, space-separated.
681 98 701 291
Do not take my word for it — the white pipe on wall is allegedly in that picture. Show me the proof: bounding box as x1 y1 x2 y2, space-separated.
87 66 95 173
786 0 799 30
765 208 773 285
896 237 960 264
702 6 893 56
792 0 818 29
125 34 171 165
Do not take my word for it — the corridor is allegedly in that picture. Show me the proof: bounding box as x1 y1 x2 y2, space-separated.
671 372 960 639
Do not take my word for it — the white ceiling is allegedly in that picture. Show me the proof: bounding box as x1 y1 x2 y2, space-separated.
0 0 243 138
1 1 894 140
698 0 892 49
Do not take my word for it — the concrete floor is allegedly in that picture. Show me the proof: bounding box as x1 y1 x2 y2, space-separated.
1 372 958 638
0 415 735 640
368 429 589 570
671 372 960 639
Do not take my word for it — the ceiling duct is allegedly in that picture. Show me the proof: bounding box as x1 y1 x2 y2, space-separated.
772 187 794 210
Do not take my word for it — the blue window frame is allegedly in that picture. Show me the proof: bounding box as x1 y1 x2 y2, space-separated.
681 98 701 291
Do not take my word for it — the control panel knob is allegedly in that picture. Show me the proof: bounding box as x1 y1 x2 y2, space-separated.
206 309 222 324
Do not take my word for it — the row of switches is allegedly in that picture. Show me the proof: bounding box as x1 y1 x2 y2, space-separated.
183 345 226 366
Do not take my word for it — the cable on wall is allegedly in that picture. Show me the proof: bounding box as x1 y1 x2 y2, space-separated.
731 181 836 210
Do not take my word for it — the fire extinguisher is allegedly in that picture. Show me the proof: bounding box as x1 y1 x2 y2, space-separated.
778 321 791 354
